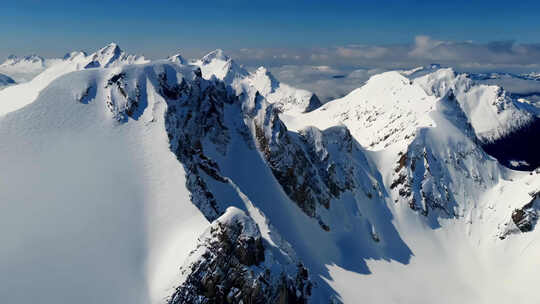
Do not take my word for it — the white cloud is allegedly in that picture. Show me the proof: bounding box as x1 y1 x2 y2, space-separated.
228 36 540 73
268 65 386 101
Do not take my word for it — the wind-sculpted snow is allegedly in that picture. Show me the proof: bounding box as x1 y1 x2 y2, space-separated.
2 44 540 304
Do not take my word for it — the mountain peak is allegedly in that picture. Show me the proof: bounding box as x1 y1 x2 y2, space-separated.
84 43 147 69
254 66 271 76
97 42 122 56
201 49 229 64
168 53 186 64
1 54 45 67
63 51 87 61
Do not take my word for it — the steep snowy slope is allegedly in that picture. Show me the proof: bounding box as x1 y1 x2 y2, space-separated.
414 68 540 170
414 68 536 142
0 61 212 304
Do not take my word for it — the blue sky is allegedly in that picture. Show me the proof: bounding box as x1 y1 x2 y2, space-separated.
3 0 540 59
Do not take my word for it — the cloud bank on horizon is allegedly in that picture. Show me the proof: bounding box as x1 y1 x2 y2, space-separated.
223 36 540 100
230 36 540 70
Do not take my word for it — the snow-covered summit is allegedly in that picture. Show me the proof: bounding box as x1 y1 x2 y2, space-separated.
286 68 537 150
193 49 248 83
0 43 150 116
201 48 229 64
168 53 186 65
192 51 321 114
84 42 148 68
414 68 536 143
244 66 322 114
284 70 436 150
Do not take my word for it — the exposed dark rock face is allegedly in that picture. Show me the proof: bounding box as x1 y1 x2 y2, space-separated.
163 71 235 221
104 72 142 121
77 85 95 104
304 94 322 112
168 208 311 304
252 100 328 220
251 97 378 230
500 191 540 239
512 191 540 232
155 69 315 303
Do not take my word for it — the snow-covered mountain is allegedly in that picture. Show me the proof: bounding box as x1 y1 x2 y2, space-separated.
1 44 539 304
0 44 149 116
191 49 322 114
83 42 148 68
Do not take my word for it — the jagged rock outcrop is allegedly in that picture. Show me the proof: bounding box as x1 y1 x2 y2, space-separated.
252 98 327 220
163 69 236 221
168 207 311 304
250 94 385 230
500 191 540 239
104 71 142 121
